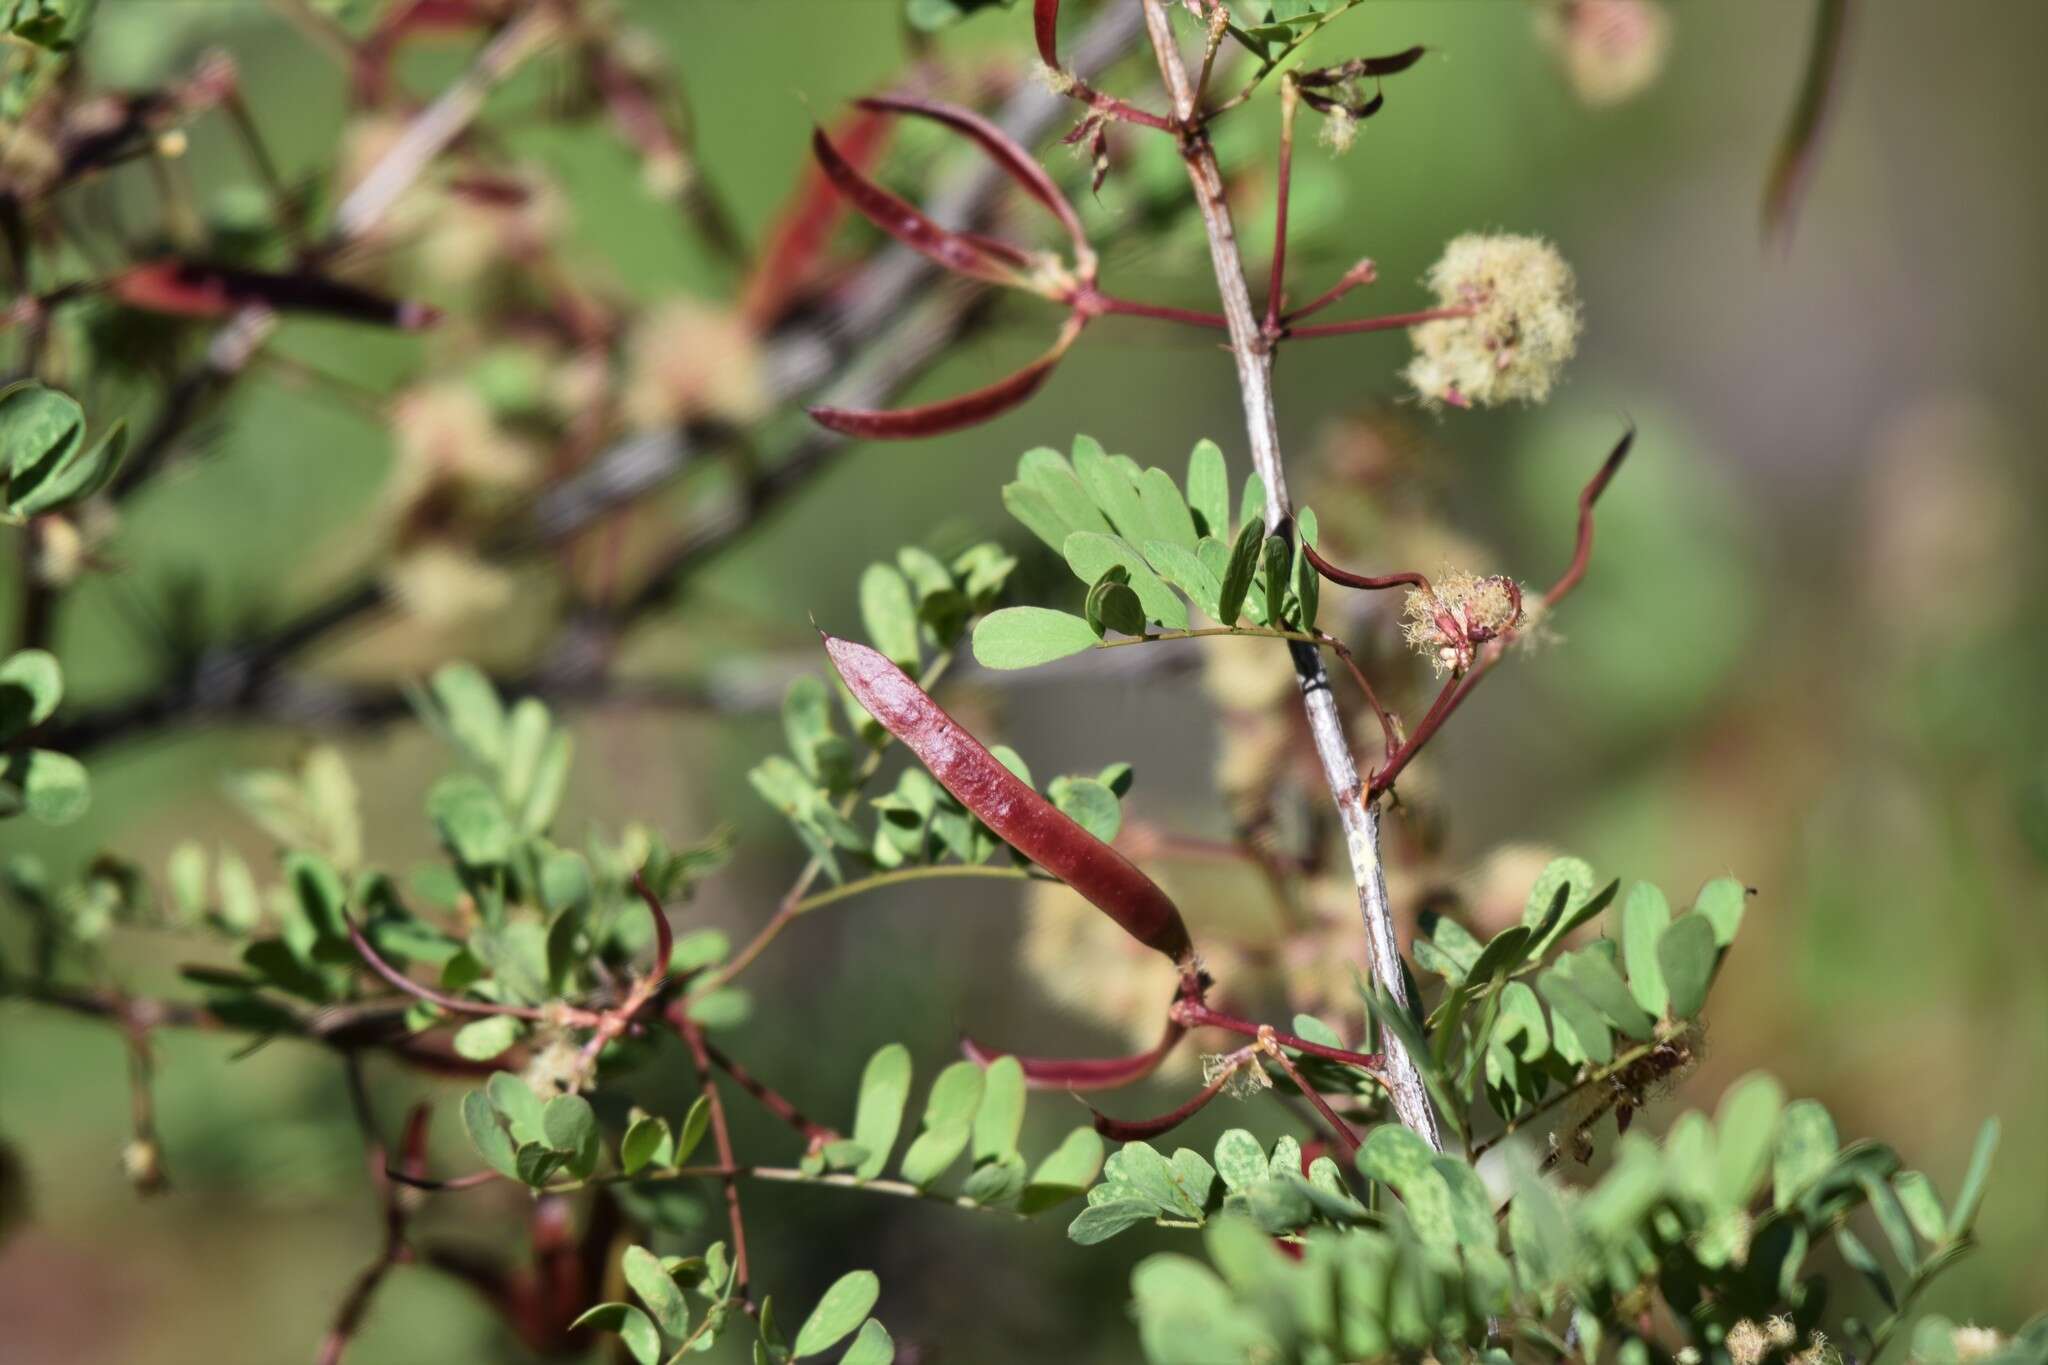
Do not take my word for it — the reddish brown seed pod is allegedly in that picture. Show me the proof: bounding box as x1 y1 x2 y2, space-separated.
963 1019 1187 1092
807 317 1080 440
825 634 1194 965
809 126 1021 287
856 93 1089 256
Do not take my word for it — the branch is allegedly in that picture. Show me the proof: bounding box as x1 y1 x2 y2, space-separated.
1137 0 1443 1150
47 2 1150 759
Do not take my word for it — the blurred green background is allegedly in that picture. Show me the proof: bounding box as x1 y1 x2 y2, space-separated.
4 1 2047 1360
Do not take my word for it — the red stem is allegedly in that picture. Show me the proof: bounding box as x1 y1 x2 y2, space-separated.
630 871 674 984
671 1007 750 1303
1085 291 1232 330
1264 82 1298 333
701 1039 840 1146
1284 304 1471 341
1266 1046 1361 1158
1173 1001 1386 1075
1281 257 1377 324
345 916 548 1021
1368 656 1492 798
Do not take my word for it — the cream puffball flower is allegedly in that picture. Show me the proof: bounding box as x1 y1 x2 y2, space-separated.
1405 234 1583 409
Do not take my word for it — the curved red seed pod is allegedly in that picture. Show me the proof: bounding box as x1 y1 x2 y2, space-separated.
741 107 893 328
856 93 1089 258
826 632 1194 964
1033 0 1061 68
1543 423 1635 607
1300 541 1430 594
807 315 1082 439
810 125 1021 287
963 1019 1187 1092
1087 1066 1238 1140
108 259 440 329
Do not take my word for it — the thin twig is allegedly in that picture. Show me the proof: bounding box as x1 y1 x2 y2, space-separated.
1139 0 1442 1150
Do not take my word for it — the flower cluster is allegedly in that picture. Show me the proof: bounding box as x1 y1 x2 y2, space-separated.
1402 570 1529 675
1405 233 1583 409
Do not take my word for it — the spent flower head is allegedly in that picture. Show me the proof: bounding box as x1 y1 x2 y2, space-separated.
1405 233 1583 409
1403 570 1527 675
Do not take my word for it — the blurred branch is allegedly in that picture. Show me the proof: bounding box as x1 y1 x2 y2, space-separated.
107 5 562 503
44 2 1147 757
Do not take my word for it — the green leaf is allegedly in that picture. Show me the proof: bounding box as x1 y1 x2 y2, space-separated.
1022 1126 1104 1213
1948 1117 1999 1240
1892 1169 1946 1246
1537 968 1613 1066
850 1044 912 1182
1001 481 1069 552
1358 1126 1457 1247
670 928 729 975
1138 466 1198 550
487 1071 546 1145
1558 949 1656 1040
428 662 507 767
621 1114 674 1175
1139 539 1224 622
684 986 750 1029
899 1060 983 1187
1292 517 1320 629
453 1014 521 1061
838 1317 895 1365
1773 1099 1839 1210
1836 1226 1896 1310
1085 574 1147 637
1116 1140 1205 1218
972 607 1097 669
1620 882 1671 1016
1216 520 1264 626
859 563 921 671
570 1303 660 1365
2 384 125 518
792 1269 879 1358
971 1055 1025 1164
461 1090 519 1179
426 774 516 866
623 1244 691 1339
1017 447 1113 541
0 748 88 824
1071 436 1157 545
1237 471 1266 533
0 648 62 740
1523 856 1599 932
1713 1073 1785 1209
1692 875 1749 945
1063 532 1188 630
1213 1129 1266 1192
542 1092 597 1153
1185 439 1229 539
676 1095 711 1165
1656 912 1719 1018
1068 1199 1157 1245
1048 775 1121 843
1258 535 1290 626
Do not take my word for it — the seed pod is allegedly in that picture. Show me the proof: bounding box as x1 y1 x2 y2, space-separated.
824 634 1193 964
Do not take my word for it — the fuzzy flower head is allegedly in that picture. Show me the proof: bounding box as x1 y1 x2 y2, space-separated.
1403 571 1527 675
1539 0 1674 108
1404 233 1583 409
